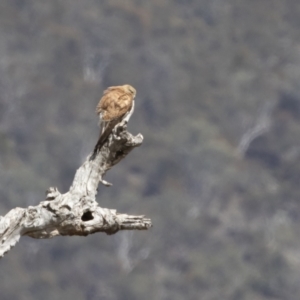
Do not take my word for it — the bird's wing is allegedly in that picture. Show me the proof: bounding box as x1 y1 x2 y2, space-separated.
96 87 122 115
98 92 133 121
112 93 133 119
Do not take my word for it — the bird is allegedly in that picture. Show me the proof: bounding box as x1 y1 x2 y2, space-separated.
90 84 136 160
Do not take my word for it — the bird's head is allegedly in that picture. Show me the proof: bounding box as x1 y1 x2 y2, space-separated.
123 84 137 98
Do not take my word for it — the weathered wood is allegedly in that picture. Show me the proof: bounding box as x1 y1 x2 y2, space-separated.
0 120 151 258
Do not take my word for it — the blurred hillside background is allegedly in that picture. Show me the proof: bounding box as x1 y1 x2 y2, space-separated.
1 0 300 299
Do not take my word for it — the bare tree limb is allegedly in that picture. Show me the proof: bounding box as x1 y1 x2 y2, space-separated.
237 101 274 157
0 120 152 258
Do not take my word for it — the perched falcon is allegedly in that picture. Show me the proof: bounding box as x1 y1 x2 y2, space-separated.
91 84 136 159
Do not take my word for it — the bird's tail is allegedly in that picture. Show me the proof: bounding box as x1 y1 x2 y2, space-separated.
90 120 118 160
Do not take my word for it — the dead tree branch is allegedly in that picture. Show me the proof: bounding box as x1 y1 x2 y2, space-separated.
0 120 152 258
237 101 274 157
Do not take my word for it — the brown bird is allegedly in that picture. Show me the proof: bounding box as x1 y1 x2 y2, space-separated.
91 84 136 159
